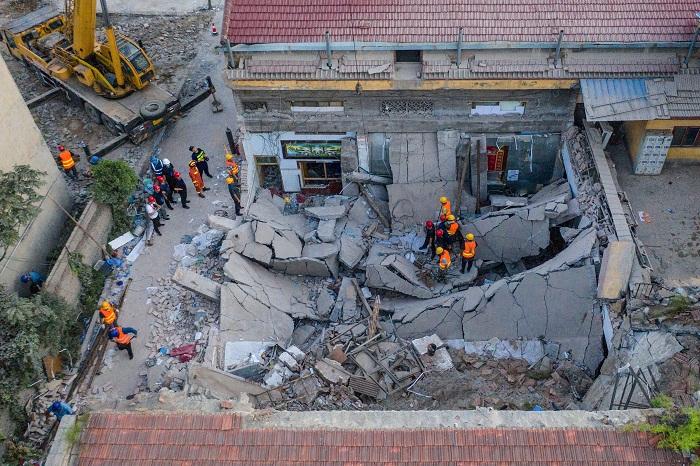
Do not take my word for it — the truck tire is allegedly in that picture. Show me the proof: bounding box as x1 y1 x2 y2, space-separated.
139 100 166 119
101 113 122 135
84 102 102 124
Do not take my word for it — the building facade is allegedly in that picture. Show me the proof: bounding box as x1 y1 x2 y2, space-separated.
223 0 700 195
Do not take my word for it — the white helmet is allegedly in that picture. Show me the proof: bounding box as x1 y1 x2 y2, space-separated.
162 158 170 165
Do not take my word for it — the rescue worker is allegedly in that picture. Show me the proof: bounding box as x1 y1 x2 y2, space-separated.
188 160 207 198
150 155 164 177
145 196 163 236
162 158 176 190
156 175 174 205
99 300 118 326
461 233 478 274
189 146 213 178
153 184 173 215
435 246 451 282
439 196 452 218
226 176 242 216
445 214 462 250
436 214 447 231
45 401 74 421
20 271 44 295
225 152 239 180
173 171 190 209
419 220 436 258
57 145 78 180
108 326 138 360
435 228 447 250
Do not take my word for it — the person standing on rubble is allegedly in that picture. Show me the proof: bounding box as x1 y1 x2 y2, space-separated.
145 196 164 236
56 145 78 180
226 176 243 216
439 196 452 218
190 146 213 178
435 246 451 281
419 220 437 258
99 300 119 327
173 171 190 209
188 161 208 198
435 229 447 251
108 326 138 360
444 215 462 251
461 233 478 274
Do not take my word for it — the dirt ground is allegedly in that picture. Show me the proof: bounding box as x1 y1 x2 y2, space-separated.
608 140 700 286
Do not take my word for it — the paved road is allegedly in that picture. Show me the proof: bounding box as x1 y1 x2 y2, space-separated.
91 7 238 400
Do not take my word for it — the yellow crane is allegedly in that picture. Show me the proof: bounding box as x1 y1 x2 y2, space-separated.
2 0 156 98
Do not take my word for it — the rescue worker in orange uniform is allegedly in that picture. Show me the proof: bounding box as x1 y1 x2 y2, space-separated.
57 145 78 180
461 233 478 274
188 160 208 198
99 300 119 326
444 214 462 250
108 326 138 360
435 246 451 282
439 196 451 218
225 151 240 178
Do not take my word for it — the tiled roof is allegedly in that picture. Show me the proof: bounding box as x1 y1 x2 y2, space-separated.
77 412 684 465
223 0 700 45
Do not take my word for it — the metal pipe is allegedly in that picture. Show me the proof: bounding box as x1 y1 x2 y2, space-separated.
225 127 236 154
231 39 694 53
685 25 700 66
456 27 464 67
554 30 564 67
325 31 332 69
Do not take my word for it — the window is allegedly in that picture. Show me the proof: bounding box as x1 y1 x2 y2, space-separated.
368 133 392 176
299 161 341 186
290 101 344 112
381 100 433 116
254 156 282 189
243 101 267 113
671 127 700 147
395 50 421 63
471 101 526 116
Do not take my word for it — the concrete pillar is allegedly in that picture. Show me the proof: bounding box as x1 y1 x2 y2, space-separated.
0 55 71 293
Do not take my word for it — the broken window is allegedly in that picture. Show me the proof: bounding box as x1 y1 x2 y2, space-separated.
242 101 267 113
381 100 433 116
254 156 282 190
471 101 526 116
395 50 421 63
671 126 700 147
368 133 392 177
299 161 341 187
290 101 344 112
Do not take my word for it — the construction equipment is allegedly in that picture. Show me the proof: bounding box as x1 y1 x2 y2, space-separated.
1 1 213 155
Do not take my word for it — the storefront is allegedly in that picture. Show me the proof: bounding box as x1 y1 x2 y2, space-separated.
241 132 350 193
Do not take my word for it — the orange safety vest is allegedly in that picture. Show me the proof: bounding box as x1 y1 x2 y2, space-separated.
58 150 75 170
113 327 133 345
440 201 451 217
462 240 477 259
100 306 116 325
226 159 239 173
446 222 459 236
439 250 451 270
189 166 203 188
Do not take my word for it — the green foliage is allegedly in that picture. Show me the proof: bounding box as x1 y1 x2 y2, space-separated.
0 287 82 424
651 394 675 410
65 415 87 446
669 295 692 315
90 160 138 208
0 165 45 262
3 440 41 464
68 252 106 313
638 407 700 458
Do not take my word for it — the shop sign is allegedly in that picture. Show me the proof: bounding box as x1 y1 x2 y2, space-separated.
281 140 342 159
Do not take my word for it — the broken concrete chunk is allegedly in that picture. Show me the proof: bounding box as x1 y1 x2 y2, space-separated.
627 331 683 369
172 267 221 302
264 363 293 388
291 325 316 348
253 221 275 245
339 235 367 269
316 219 337 242
489 195 528 208
224 341 273 369
303 230 321 244
316 288 335 318
278 351 299 371
271 257 332 278
302 242 339 259
271 229 303 259
463 212 550 263
365 263 433 299
207 215 242 232
314 358 351 385
412 334 454 371
597 240 634 300
304 205 347 220
285 345 305 362
559 227 580 243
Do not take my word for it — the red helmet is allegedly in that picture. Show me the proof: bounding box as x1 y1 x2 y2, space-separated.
57 145 65 151
156 176 164 183
425 220 434 228
436 229 444 237
439 214 446 222
174 171 181 178
147 196 155 203
154 185 161 192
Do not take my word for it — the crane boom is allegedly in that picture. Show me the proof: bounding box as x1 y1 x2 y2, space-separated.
72 0 96 59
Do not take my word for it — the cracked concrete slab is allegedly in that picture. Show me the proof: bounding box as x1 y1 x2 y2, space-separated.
388 181 475 231
271 228 303 259
339 235 368 269
271 257 332 278
627 331 683 369
365 258 433 299
304 205 348 220
530 227 597 275
172 267 221 302
463 212 550 263
228 222 273 265
316 219 337 242
302 242 340 259
437 130 459 182
207 215 242 232
253 221 275 245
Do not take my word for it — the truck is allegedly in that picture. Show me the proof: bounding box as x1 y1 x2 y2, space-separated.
0 2 214 156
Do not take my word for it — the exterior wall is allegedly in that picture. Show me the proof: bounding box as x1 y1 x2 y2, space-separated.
647 119 700 161
0 55 71 294
623 121 648 165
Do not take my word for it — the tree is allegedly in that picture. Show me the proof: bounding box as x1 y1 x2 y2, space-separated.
0 166 45 262
90 159 138 208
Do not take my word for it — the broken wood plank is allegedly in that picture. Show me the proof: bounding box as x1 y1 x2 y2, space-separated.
358 183 391 228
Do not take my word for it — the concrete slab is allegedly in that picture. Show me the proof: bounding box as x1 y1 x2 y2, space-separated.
339 235 367 269
304 205 347 220
387 180 459 231
464 212 550 263
172 267 221 302
228 222 273 265
271 257 332 277
317 219 337 242
188 364 266 399
302 242 340 259
627 331 683 369
253 221 275 245
271 229 303 259
208 215 242 232
366 263 433 299
597 240 635 300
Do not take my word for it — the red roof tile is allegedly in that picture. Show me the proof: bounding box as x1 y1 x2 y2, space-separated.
76 412 685 465
223 0 700 44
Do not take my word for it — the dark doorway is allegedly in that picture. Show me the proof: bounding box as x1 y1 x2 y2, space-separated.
395 50 421 63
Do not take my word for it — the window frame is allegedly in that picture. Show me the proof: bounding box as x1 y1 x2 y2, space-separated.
298 161 342 186
290 101 344 113
470 101 526 116
671 126 700 147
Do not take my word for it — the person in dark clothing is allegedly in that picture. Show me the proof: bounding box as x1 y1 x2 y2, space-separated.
173 171 190 209
435 228 447 250
162 159 176 190
156 176 174 205
419 220 437 258
226 176 242 216
189 146 213 178
153 184 173 212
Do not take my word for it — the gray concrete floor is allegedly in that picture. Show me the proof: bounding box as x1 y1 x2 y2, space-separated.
51 0 220 15
608 141 700 287
91 8 238 401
